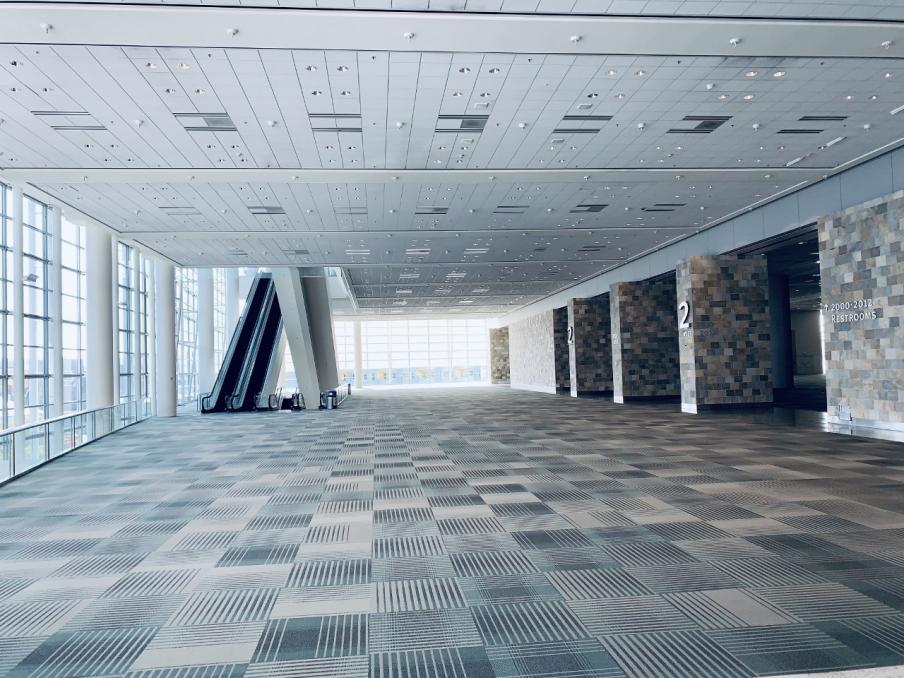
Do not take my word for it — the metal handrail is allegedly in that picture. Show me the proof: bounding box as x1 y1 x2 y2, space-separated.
233 283 276 409
0 397 153 488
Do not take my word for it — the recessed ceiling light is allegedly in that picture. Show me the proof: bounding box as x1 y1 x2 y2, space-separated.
870 94 879 100
635 69 646 76
337 65 349 72
145 62 157 69
178 63 190 70
718 94 729 100
884 72 894 79
745 70 758 77
614 93 625 100
305 65 317 71
742 94 754 100
489 67 500 74
452 91 463 97
587 93 599 99
311 90 322 96
772 70 786 78
845 94 853 100
606 68 617 76
459 67 471 73
340 90 353 96
194 88 205 95
480 92 492 98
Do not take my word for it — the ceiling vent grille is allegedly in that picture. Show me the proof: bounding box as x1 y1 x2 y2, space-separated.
32 110 107 131
799 115 847 122
667 116 731 133
309 113 363 132
248 205 286 215
641 203 686 212
494 205 529 214
283 249 310 256
777 129 824 134
436 114 489 133
578 246 605 253
405 248 431 256
174 112 237 132
570 203 607 214
553 114 612 134
160 206 202 216
415 206 448 215
335 206 368 215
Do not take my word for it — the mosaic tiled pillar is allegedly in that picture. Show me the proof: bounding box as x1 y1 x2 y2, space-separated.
553 307 570 391
508 311 557 394
567 295 612 397
489 327 510 384
820 189 904 430
676 255 773 413
610 276 680 403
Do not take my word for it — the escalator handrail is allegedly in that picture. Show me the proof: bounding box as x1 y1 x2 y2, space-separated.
232 283 277 409
204 276 264 412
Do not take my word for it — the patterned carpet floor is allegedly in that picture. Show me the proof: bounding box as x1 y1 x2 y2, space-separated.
2 386 904 677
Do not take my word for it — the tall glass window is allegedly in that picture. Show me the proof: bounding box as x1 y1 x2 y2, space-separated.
334 320 355 384
213 268 226 367
0 184 10 429
61 217 86 413
23 196 51 423
117 243 134 403
175 267 198 405
139 255 150 399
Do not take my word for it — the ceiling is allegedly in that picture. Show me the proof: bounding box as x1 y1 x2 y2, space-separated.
0 3 902 316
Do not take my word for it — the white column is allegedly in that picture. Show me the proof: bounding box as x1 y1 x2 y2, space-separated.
49 206 64 416
85 224 115 409
197 268 216 394
354 320 363 389
302 276 339 389
272 268 320 408
110 234 120 405
155 259 177 417
147 260 157 414
131 247 142 400
11 185 24 425
225 267 240 338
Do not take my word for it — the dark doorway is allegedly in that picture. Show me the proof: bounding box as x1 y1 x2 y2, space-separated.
739 227 827 412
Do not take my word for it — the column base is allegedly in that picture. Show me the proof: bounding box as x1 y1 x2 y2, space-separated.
683 401 774 414
616 394 680 404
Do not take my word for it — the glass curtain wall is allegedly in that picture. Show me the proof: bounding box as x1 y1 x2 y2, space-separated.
61 217 87 413
213 268 226 367
117 243 135 404
334 321 355 384
23 197 51 423
139 257 150 399
175 267 198 406
360 318 488 385
1 185 10 428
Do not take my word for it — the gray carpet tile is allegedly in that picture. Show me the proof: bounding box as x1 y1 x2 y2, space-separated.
2 386 904 676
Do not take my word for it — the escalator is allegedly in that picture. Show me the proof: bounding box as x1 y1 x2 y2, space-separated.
201 273 284 413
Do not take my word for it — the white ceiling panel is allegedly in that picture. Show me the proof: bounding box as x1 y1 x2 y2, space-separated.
0 4 902 316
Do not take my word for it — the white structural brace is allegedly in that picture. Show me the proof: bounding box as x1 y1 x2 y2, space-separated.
272 268 321 410
0 6 901 59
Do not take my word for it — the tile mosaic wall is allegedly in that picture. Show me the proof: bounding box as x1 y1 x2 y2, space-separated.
610 276 681 403
568 295 612 396
489 327 511 384
554 307 571 391
820 189 904 429
677 256 773 413
508 311 556 393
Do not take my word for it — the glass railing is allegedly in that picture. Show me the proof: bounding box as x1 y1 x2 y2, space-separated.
0 398 153 486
